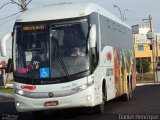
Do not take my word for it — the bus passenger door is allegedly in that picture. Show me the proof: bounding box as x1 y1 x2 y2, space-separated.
105 47 115 100
106 67 115 100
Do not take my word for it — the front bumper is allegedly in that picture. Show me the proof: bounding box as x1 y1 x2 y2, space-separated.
15 85 95 112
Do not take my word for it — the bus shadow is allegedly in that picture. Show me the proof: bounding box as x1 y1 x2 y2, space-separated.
43 108 93 120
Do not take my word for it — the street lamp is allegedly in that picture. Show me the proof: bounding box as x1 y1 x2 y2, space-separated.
113 5 130 21
123 9 130 21
113 5 123 20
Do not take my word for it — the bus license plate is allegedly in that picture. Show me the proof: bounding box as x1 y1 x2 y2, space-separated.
44 101 59 107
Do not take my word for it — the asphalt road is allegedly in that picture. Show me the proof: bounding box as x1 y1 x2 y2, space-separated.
0 84 160 120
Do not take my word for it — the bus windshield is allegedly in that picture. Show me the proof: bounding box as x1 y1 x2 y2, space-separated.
13 20 90 84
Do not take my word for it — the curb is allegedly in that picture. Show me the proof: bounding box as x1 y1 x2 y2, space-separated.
136 83 160 86
0 93 14 98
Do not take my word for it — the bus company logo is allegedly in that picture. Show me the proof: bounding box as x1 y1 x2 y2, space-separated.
107 51 112 62
21 85 36 91
48 92 54 97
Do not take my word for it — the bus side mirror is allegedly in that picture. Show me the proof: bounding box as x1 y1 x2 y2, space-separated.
89 24 96 48
0 32 12 57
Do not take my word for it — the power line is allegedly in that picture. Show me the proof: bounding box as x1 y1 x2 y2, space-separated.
10 0 27 11
26 0 32 6
0 0 33 12
10 0 22 7
0 14 19 26
20 0 33 10
0 0 33 25
12 0 33 11
0 11 21 21
125 18 143 21
0 2 14 10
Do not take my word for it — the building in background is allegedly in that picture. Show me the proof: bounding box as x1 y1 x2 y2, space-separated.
132 23 150 34
132 23 160 70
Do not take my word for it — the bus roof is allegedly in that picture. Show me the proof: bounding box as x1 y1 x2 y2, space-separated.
16 3 131 29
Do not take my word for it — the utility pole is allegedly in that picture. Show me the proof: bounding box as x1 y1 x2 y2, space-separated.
144 15 156 81
149 15 155 72
156 35 158 63
11 0 28 11
19 0 27 11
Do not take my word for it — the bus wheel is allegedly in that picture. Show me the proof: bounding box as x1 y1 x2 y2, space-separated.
123 81 132 101
93 90 105 114
32 111 44 120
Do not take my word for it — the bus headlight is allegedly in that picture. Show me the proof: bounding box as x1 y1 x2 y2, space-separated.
79 84 87 90
72 80 94 92
16 89 26 96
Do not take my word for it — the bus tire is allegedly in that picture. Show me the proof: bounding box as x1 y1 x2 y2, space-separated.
93 84 105 114
32 111 44 120
123 80 132 101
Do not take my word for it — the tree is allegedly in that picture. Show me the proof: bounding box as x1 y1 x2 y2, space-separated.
136 59 150 73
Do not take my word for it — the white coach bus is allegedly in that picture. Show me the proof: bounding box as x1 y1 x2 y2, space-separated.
0 2 136 116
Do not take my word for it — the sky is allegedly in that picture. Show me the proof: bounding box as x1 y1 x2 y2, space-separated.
0 0 160 60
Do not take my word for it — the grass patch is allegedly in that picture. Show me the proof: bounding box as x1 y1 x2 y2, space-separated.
0 88 14 94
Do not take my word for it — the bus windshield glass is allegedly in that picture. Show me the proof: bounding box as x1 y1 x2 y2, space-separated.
13 20 90 84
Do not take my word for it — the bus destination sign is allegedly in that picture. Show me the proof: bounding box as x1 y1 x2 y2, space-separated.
23 25 45 31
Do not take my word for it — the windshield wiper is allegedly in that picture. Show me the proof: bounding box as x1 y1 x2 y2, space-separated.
57 56 71 81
